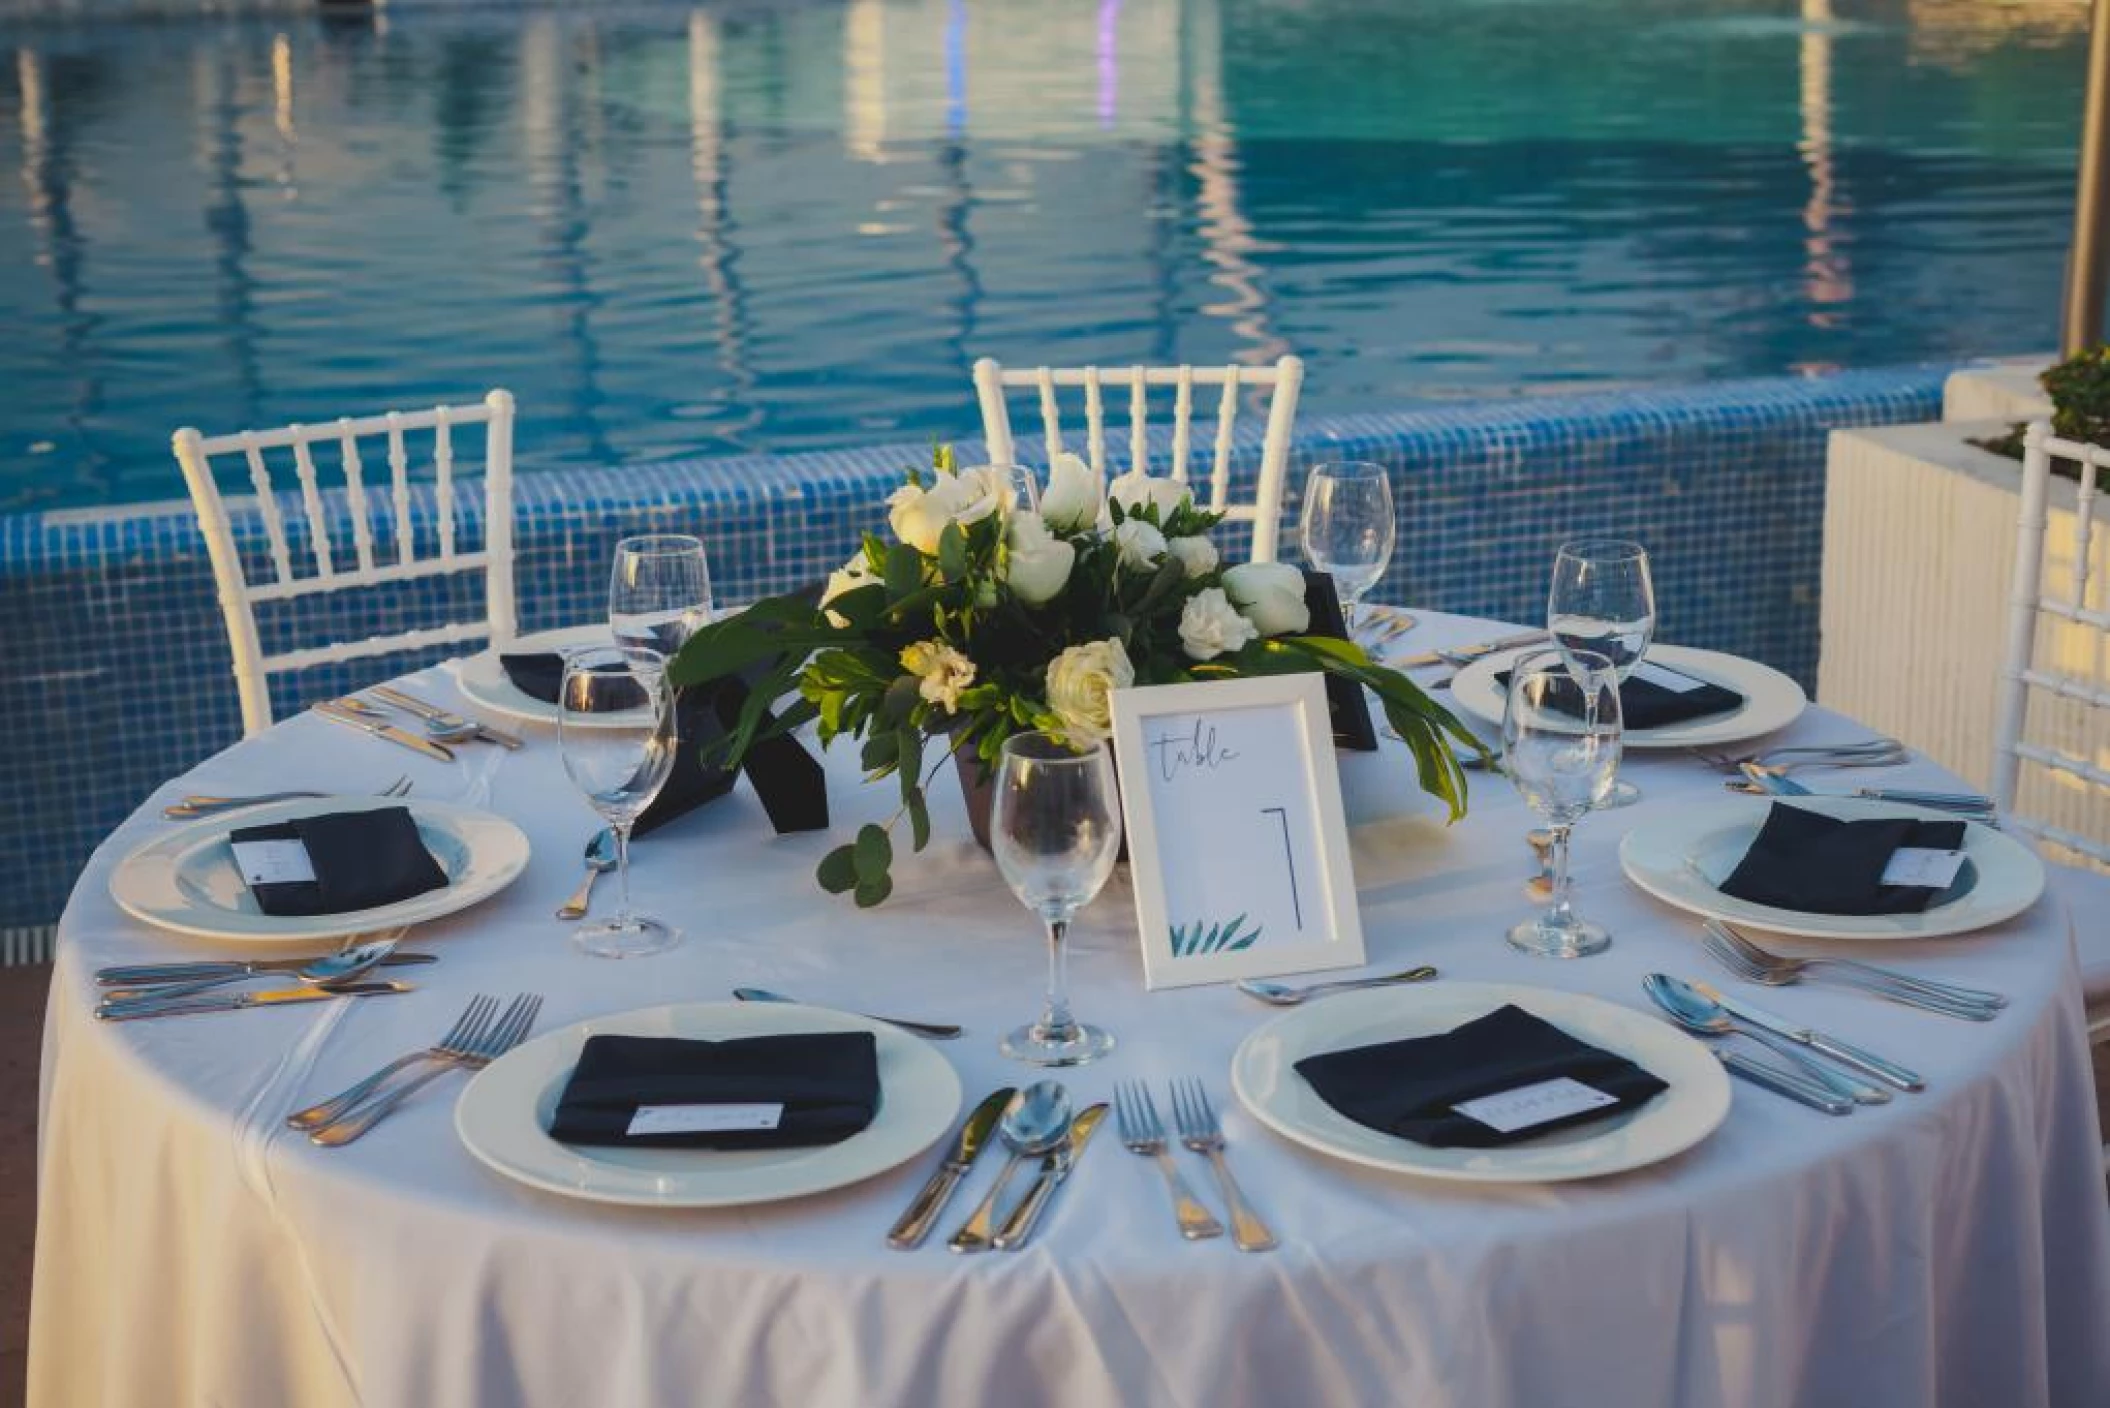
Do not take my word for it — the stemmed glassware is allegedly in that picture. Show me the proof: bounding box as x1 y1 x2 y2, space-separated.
609 534 714 654
558 645 681 959
1546 539 1654 807
989 731 1123 1066
1299 461 1401 640
1502 649 1623 958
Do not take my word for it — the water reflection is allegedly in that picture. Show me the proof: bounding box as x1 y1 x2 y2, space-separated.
0 0 2089 510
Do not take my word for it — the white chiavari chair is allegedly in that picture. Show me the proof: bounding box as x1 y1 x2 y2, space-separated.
171 390 517 737
1991 421 2110 1171
972 357 1305 562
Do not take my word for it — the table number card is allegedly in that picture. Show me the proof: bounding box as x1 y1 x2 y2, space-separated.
1111 674 1367 989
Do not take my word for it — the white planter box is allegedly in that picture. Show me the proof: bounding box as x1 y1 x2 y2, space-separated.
1820 420 2110 853
1941 357 2051 422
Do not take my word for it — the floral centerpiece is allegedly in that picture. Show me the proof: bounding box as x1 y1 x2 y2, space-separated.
668 449 1481 905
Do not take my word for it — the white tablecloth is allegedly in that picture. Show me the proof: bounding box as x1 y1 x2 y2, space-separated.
31 614 2110 1407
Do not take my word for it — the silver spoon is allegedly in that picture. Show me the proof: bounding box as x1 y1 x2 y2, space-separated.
98 936 404 1008
948 1082 1071 1253
555 829 618 920
1236 965 1439 1006
732 987 961 1040
1640 974 1886 1106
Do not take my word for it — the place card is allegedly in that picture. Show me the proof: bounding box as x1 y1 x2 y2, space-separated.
1452 1076 1619 1135
1631 660 1708 694
1880 847 1968 889
229 838 318 887
625 1102 785 1137
1111 673 1367 989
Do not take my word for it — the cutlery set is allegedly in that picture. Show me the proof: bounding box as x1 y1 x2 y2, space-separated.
163 775 412 821
1114 1079 1275 1251
93 938 435 1021
288 993 543 1145
312 687 522 762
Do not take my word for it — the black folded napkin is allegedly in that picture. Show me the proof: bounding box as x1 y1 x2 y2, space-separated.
1716 803 1968 915
547 1032 880 1150
1497 660 1744 730
1302 570 1377 751
227 806 448 917
499 651 576 706
1293 1004 1668 1149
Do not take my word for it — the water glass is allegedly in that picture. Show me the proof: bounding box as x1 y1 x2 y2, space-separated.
989 731 1122 1066
1299 461 1400 638
1502 649 1622 958
1547 538 1653 806
558 645 681 959
609 534 713 655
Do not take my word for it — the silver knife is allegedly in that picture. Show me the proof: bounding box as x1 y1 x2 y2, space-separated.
993 1103 1107 1251
1735 770 1993 814
369 686 526 751
887 1087 1015 1249
1395 630 1545 670
96 953 437 985
1696 982 1926 1092
1714 1049 1853 1115
312 701 455 763
95 980 414 1022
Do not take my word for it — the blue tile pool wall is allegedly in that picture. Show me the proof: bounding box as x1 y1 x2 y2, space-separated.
0 366 1947 937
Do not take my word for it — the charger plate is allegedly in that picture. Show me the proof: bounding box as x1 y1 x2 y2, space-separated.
1447 643 1806 749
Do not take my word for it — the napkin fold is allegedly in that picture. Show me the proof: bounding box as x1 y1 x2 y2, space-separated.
1496 660 1744 730
228 806 448 916
1716 803 1968 915
1293 1004 1668 1148
547 1032 880 1149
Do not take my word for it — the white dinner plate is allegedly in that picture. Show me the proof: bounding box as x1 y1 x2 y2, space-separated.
455 1002 963 1209
1447 643 1807 748
1230 981 1729 1184
1619 794 2046 941
109 795 531 944
453 624 615 728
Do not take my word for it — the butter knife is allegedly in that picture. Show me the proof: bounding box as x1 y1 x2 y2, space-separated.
1395 630 1544 670
1696 982 1925 1092
96 980 414 1022
312 701 455 763
993 1103 1107 1251
887 1087 1015 1249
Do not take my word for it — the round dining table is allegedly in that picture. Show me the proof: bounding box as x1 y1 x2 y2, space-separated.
30 612 2110 1407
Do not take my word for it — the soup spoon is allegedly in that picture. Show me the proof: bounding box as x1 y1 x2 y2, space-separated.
948 1082 1071 1253
1236 966 1438 1006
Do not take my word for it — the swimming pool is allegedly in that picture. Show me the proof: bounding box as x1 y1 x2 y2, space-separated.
0 0 2086 511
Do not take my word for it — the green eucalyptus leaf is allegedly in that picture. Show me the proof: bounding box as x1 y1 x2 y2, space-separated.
885 542 923 601
853 823 894 884
854 873 894 908
938 522 969 580
907 788 931 851
861 732 899 773
816 845 859 894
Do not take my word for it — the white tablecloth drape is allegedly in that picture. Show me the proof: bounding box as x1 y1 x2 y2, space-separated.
31 614 2110 1407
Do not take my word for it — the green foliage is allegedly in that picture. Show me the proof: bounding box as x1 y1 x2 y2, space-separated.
1170 914 1262 957
2043 346 2110 447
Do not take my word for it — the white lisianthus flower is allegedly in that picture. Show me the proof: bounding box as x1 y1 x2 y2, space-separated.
1165 535 1219 579
899 639 977 714
1112 519 1168 572
1044 637 1135 744
1039 452 1102 533
1004 510 1077 606
1178 587 1259 661
820 552 880 627
887 465 1013 555
1222 560 1311 636
1107 470 1191 524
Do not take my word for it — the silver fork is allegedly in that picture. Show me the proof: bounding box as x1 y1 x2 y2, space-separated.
1699 929 1993 1026
308 994 542 1146
1704 920 2006 1014
1113 1082 1222 1241
1169 1079 1275 1252
286 993 499 1131
163 775 411 820
1686 740 1904 773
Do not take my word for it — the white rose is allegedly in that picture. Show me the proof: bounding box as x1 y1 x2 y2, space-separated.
899 639 977 714
821 552 880 627
887 466 1012 555
1222 560 1311 636
1165 535 1219 579
1039 452 1102 533
1178 587 1259 661
1005 511 1077 606
1107 470 1191 524
1112 519 1168 572
1044 637 1135 745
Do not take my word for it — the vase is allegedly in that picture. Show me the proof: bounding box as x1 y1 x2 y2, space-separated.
953 745 1127 860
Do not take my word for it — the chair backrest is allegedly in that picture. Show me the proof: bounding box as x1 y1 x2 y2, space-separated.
971 357 1305 561
171 389 517 737
1990 421 2110 867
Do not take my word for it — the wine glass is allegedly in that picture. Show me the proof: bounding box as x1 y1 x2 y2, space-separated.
1300 461 1401 641
558 645 681 959
1547 538 1654 807
989 731 1122 1066
1502 649 1622 958
609 534 713 654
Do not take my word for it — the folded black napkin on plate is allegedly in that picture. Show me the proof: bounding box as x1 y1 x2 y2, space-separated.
227 806 447 917
1293 1004 1668 1149
1716 803 1968 915
547 1032 880 1149
1496 661 1744 730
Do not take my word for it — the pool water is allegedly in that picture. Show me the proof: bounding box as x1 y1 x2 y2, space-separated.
0 0 2088 511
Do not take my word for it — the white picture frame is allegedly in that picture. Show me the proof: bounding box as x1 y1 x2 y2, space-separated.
1110 673 1367 990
